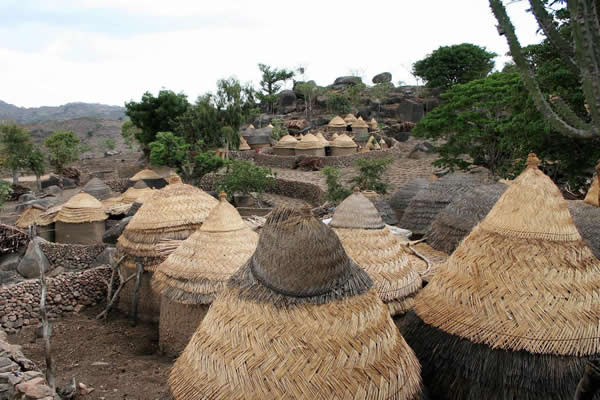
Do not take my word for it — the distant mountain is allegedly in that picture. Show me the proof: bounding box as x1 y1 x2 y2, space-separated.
0 100 126 124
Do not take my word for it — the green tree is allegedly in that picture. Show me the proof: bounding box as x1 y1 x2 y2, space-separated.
344 82 367 108
270 118 288 140
0 181 12 207
25 147 45 192
149 132 189 169
191 151 225 181
103 138 116 151
217 160 276 199
489 0 599 138
0 124 33 184
215 78 259 152
413 43 497 90
120 120 141 149
257 63 295 113
44 130 81 174
326 92 352 115
322 166 352 203
124 90 189 154
295 81 323 122
350 157 393 194
175 95 221 149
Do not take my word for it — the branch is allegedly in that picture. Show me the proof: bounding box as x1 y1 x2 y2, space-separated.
577 0 600 123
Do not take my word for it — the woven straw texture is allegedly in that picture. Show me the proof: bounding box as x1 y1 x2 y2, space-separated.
315 131 330 146
55 192 108 223
584 171 599 207
352 117 369 129
390 179 430 221
330 189 385 229
166 173 182 185
238 136 251 150
169 207 423 400
344 113 357 124
414 154 600 356
274 134 298 149
295 133 324 150
130 169 161 181
121 186 156 204
426 183 507 254
82 177 112 200
569 200 600 260
36 205 62 226
152 194 258 305
330 133 358 148
328 115 346 128
16 206 45 229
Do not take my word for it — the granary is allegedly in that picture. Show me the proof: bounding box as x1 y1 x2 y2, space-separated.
121 181 155 204
426 183 507 254
344 113 357 125
584 161 599 206
330 189 423 315
314 131 330 147
327 115 347 133
128 169 167 189
272 134 298 156
169 207 424 400
55 192 108 245
243 128 271 150
15 205 52 239
294 133 325 156
152 193 258 356
331 132 339 141
238 135 251 151
329 133 358 156
351 117 369 138
35 205 62 242
390 178 431 221
369 117 378 131
117 183 218 322
400 154 600 399
82 177 112 200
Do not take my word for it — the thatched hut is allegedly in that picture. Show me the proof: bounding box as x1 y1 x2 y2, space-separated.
272 134 298 156
390 178 431 222
121 181 156 204
315 131 330 147
369 118 378 131
568 200 600 260
400 154 600 400
245 130 271 150
400 173 482 236
82 177 112 200
117 183 218 322
363 190 398 225
55 193 108 245
330 189 423 315
152 193 258 356
351 117 369 138
327 115 346 133
15 205 58 242
426 183 507 254
584 161 599 206
128 169 167 189
330 133 358 156
238 135 251 151
169 207 424 400
35 205 61 242
294 133 325 156
344 113 357 126
15 205 45 230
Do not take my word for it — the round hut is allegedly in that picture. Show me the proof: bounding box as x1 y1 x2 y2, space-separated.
327 115 347 133
294 133 325 156
390 178 431 222
128 169 167 189
315 131 330 147
35 205 62 242
121 181 155 204
244 129 271 150
351 117 369 138
168 207 424 400
584 161 599 207
344 113 357 126
272 134 298 156
117 183 218 322
15 206 49 239
400 154 600 400
55 193 108 245
569 200 600 260
330 189 423 315
82 177 112 200
330 133 358 156
369 118 378 131
238 135 251 151
152 193 258 356
426 183 507 254
362 190 398 225
400 173 482 236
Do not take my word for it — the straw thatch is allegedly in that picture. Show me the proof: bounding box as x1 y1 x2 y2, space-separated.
369 118 378 131
331 190 423 315
569 200 600 259
55 192 108 224
400 154 600 399
315 131 330 147
82 177 112 200
169 207 424 400
36 205 62 227
131 169 161 181
15 205 45 229
295 133 323 150
121 186 156 204
273 134 297 155
328 115 346 127
390 179 431 223
400 173 482 236
352 117 369 129
238 135 251 151
363 190 398 225
584 162 599 206
166 173 182 185
426 183 507 254
344 113 357 124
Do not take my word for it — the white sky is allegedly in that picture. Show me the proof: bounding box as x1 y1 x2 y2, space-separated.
0 0 543 108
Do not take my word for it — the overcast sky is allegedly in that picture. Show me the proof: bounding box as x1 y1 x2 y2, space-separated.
0 0 542 108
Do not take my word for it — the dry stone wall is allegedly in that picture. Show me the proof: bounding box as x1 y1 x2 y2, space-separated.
104 178 129 194
39 242 106 272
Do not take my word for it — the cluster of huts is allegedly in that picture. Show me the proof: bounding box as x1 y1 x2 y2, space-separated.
241 114 389 157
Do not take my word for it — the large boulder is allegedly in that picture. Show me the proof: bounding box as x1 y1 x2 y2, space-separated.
372 72 392 84
44 185 62 196
0 253 22 272
277 90 297 114
16 237 50 279
18 193 35 203
379 100 425 122
333 76 362 86
102 217 131 245
41 175 61 189
15 197 58 213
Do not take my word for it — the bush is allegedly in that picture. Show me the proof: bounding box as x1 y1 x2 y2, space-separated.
44 130 80 174
350 157 393 194
270 118 287 140
149 132 189 168
217 160 276 198
192 151 225 180
0 181 12 207
322 167 352 204
326 93 351 115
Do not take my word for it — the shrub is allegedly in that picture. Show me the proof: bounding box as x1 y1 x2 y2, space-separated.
0 181 12 207
326 93 351 115
217 160 276 198
192 151 225 180
350 157 393 194
322 166 352 204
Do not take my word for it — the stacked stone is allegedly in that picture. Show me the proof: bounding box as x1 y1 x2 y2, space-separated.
0 266 111 334
104 178 129 193
39 242 107 271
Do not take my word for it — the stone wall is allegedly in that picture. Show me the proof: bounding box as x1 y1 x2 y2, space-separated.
39 242 106 272
104 178 129 194
0 266 111 334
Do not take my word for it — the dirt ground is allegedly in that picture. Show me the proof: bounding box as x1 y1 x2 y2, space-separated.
9 306 173 400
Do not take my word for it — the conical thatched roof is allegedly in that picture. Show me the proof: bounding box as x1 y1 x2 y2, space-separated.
331 190 423 315
315 131 330 147
344 113 357 124
169 207 423 400
295 133 323 150
121 186 156 204
362 190 398 225
390 178 431 221
16 206 45 229
352 117 369 129
369 118 378 130
166 173 182 185
331 132 339 140
238 135 251 150
118 183 219 270
55 192 108 223
273 134 298 149
330 133 358 148
36 205 62 226
82 177 112 200
152 193 259 305
130 169 161 181
328 115 346 128
426 183 507 254
568 200 600 260
584 162 599 206
401 154 600 399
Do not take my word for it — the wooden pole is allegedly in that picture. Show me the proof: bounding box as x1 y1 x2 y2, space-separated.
130 260 144 327
39 247 55 391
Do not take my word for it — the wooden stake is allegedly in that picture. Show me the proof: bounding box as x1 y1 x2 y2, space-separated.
130 260 144 327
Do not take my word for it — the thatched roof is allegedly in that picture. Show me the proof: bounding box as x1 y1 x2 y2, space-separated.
121 186 156 204
55 192 108 223
331 190 423 315
390 179 431 222
352 117 369 129
568 200 600 259
314 131 330 147
82 177 112 200
295 133 323 150
166 173 182 185
330 133 358 148
369 118 378 130
273 134 298 149
15 205 45 229
400 173 482 235
130 169 162 181
327 115 346 128
426 183 507 254
152 193 258 305
584 165 599 207
331 132 339 140
239 135 251 150
117 183 218 270
169 207 423 400
362 190 398 225
36 205 62 226
344 113 357 124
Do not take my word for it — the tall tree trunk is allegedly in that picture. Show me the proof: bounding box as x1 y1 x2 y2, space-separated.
12 169 18 185
35 173 41 193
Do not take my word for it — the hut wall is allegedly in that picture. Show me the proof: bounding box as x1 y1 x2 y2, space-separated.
295 148 325 157
38 224 55 242
328 126 347 133
117 270 160 323
159 297 209 357
55 221 105 245
249 143 270 150
352 127 369 136
331 147 357 157
273 148 296 156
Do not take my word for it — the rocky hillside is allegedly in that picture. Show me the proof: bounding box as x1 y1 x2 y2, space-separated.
0 100 126 124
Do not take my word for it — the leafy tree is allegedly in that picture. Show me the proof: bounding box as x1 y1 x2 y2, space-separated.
175 95 221 149
489 0 599 138
191 151 225 181
0 124 33 184
370 82 394 113
217 160 276 199
322 167 352 203
25 147 45 192
350 157 393 194
326 92 352 115
413 72 600 187
104 138 116 151
0 181 12 207
149 132 189 169
124 90 189 153
344 82 367 108
257 63 295 113
120 120 141 149
295 81 323 122
413 43 497 90
44 130 81 174
270 118 288 140
215 78 259 151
